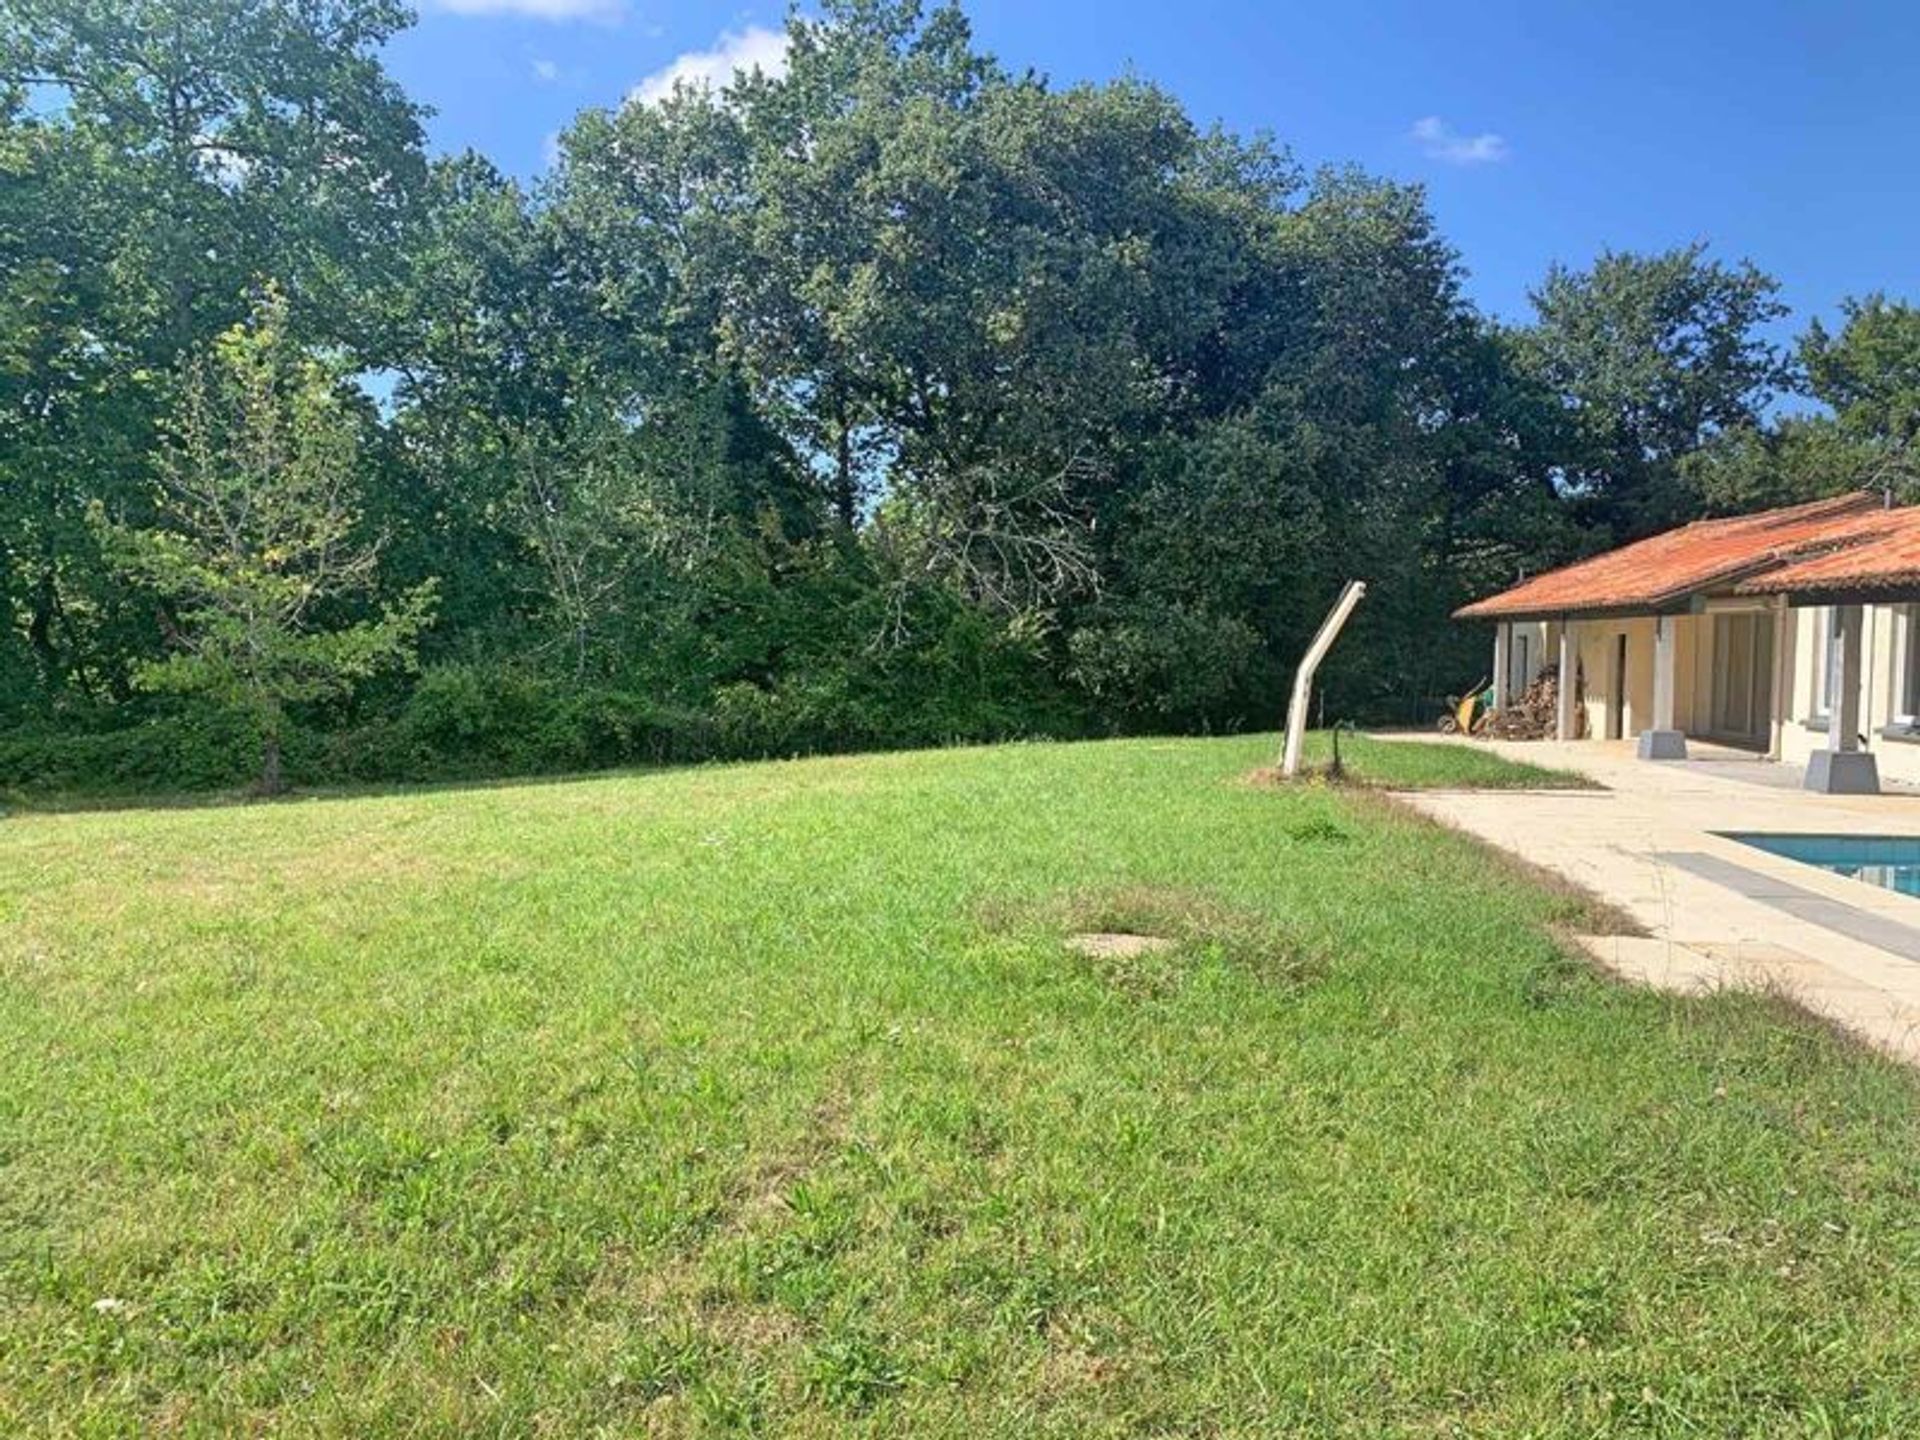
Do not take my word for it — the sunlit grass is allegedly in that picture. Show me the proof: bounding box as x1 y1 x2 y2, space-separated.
3 734 1916 1435
1293 728 1598 789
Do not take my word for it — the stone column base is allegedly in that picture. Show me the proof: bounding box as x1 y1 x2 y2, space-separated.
1805 750 1881 795
1637 729 1688 760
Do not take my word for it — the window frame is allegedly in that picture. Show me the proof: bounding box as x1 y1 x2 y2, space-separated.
1899 605 1920 725
1811 606 1832 720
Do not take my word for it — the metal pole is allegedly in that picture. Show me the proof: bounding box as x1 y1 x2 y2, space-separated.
1281 580 1368 778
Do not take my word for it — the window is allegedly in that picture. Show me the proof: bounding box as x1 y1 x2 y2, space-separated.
1811 606 1832 718
1901 605 1920 724
1710 611 1769 744
1513 633 1531 692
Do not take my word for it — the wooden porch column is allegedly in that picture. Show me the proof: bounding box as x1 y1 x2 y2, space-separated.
1491 623 1512 712
1806 603 1879 793
1556 620 1579 741
1638 614 1687 759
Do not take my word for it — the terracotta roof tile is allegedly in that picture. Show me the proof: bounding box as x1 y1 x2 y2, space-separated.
1455 494 1894 621
1736 506 1920 596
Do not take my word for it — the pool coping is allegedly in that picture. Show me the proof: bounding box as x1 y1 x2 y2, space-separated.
1653 850 1920 965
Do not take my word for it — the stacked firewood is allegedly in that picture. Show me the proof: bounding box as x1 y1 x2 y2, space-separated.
1480 673 1580 740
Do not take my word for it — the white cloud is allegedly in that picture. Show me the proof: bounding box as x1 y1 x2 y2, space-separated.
427 0 625 21
628 25 790 106
531 58 560 82
1409 115 1509 165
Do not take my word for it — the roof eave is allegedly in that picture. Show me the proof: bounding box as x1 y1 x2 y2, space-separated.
1740 577 1920 605
1455 557 1793 624
1454 596 1698 624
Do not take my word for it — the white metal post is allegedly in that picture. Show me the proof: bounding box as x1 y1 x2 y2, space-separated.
1280 580 1368 778
1651 618 1674 730
1768 596 1789 761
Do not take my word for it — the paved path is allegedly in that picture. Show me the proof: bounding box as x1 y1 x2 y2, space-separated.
1387 734 1920 1062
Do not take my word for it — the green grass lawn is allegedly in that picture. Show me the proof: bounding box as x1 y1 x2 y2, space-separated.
1293 729 1597 790
4 734 1918 1435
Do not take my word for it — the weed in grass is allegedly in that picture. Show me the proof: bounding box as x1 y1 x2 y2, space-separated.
805 1328 907 1412
1285 814 1353 844
608 1322 713 1402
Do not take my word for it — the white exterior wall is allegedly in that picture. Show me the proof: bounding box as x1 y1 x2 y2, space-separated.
1778 602 1920 784
1503 621 1550 695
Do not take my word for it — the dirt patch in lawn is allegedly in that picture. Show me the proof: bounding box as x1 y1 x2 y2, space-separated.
982 884 1318 998
1064 932 1177 960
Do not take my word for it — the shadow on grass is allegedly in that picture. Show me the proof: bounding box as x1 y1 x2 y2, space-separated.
0 760 702 819
3 730 1157 819
1239 729 1603 793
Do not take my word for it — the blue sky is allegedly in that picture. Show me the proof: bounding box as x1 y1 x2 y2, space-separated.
389 0 1920 337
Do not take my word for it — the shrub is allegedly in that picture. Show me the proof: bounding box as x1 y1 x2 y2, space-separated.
0 708 259 797
0 614 1091 799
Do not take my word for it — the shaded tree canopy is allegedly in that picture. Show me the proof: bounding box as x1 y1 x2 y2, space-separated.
2 0 1907 791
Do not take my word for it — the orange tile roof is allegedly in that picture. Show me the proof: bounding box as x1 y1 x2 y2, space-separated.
1455 493 1900 621
1736 505 1920 596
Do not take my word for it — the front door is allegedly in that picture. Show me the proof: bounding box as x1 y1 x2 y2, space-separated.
1709 611 1773 749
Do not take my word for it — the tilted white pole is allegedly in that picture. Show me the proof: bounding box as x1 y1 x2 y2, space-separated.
1281 580 1368 778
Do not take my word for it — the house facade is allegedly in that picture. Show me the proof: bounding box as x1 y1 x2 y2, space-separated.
1456 494 1920 794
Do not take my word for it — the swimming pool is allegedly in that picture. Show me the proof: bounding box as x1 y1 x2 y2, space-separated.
1727 833 1920 898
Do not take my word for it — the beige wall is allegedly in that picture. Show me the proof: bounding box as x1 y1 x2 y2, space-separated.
1553 606 1781 749
1542 600 1920 782
1572 617 1658 740
1778 602 1920 784
1673 613 1701 733
1476 594 1920 793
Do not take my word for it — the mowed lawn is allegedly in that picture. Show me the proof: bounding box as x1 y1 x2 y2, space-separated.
5 737 1920 1436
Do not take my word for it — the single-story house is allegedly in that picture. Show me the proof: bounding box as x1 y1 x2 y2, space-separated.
1455 492 1920 794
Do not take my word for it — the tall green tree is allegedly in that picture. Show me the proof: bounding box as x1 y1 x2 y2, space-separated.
1518 244 1792 536
573 1 1302 628
1684 297 1920 513
383 152 807 690
100 291 435 792
1801 295 1920 497
0 0 427 704
14 0 1904 790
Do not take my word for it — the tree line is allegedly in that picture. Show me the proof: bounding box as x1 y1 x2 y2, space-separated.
5 0 1918 792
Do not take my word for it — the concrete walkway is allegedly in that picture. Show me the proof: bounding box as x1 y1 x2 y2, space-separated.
1389 734 1920 1063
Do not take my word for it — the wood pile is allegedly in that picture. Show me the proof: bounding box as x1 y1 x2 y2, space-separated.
1480 673 1581 740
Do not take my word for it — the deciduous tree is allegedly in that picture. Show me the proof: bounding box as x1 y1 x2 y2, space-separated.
1518 244 1791 536
100 291 434 792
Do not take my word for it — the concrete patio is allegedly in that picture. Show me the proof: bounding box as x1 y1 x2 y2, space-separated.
1391 734 1920 1063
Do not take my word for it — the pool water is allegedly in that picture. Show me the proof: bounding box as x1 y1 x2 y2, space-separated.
1728 833 1920 898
